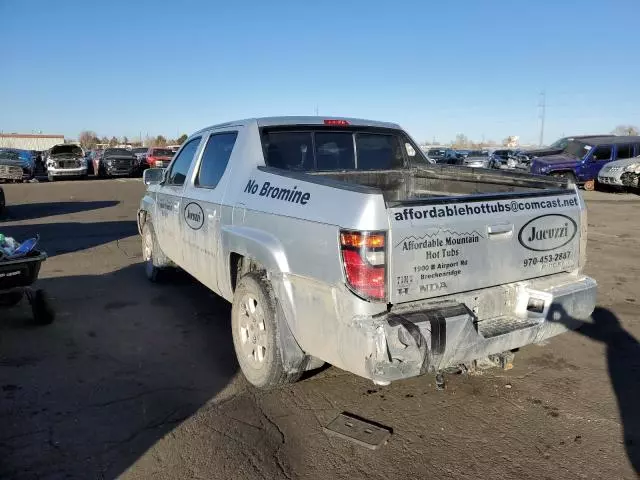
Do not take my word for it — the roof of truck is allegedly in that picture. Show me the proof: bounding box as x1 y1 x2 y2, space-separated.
194 116 402 135
574 135 640 145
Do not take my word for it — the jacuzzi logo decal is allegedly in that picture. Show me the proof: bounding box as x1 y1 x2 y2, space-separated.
184 202 204 230
518 214 577 251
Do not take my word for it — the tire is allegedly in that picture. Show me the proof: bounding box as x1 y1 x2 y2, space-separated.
141 221 167 282
0 291 23 307
231 272 302 389
31 289 55 325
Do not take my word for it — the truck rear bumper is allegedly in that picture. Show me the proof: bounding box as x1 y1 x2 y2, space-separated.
363 275 597 383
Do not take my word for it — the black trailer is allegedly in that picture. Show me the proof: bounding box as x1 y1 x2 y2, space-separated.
0 251 54 324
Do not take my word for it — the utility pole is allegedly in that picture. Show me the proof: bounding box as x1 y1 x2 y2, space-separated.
314 105 319 116
538 91 546 146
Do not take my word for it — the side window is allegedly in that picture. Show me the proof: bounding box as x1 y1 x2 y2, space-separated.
615 144 633 160
195 132 238 188
262 132 314 171
591 145 612 162
166 137 200 186
634 144 640 157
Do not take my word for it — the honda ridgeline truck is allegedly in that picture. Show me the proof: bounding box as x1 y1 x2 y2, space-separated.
138 117 596 388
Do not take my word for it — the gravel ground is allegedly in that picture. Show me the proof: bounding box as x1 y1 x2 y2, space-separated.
0 180 638 480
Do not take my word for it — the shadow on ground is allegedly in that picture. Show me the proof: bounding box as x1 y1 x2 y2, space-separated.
0 201 119 221
0 263 238 479
549 304 640 474
1 220 138 257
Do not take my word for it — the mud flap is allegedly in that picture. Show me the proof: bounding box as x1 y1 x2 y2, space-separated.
274 299 312 374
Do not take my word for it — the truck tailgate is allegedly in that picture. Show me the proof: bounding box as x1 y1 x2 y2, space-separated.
388 190 581 304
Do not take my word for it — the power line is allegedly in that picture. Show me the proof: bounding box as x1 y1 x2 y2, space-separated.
538 91 546 146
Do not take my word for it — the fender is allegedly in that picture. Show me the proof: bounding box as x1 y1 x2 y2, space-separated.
220 225 290 299
221 224 310 373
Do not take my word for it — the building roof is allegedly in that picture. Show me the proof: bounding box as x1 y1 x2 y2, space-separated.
0 133 64 139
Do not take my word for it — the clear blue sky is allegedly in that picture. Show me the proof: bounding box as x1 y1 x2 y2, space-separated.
1 0 639 145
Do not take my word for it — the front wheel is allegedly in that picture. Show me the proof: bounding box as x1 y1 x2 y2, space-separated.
231 273 302 389
551 171 577 185
142 221 167 282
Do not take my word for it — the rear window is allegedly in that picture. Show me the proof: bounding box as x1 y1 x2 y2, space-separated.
151 149 174 157
262 127 421 171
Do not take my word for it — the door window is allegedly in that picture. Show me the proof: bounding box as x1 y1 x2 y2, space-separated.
591 145 612 162
615 144 633 160
195 132 238 188
166 137 201 186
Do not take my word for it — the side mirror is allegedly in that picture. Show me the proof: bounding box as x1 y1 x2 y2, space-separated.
143 167 165 185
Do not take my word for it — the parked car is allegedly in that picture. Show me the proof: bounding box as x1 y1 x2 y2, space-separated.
138 116 595 389
530 136 640 189
130 147 149 175
620 163 640 191
144 147 174 169
426 148 459 164
0 149 36 182
0 185 5 214
45 144 87 181
598 155 640 190
461 150 493 168
97 148 137 177
526 135 613 159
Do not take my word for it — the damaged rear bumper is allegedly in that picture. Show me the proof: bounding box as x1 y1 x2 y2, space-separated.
363 275 597 383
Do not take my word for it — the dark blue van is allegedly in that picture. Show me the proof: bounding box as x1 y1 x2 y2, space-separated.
530 136 640 187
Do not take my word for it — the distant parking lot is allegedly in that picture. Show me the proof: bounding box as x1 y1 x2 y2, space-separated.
0 180 639 479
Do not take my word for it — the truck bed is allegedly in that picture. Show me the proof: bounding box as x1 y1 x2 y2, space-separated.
309 165 567 203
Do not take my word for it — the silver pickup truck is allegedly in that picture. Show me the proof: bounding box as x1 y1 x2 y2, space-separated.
138 117 596 388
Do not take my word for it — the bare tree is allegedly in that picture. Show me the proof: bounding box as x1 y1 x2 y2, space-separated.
122 136 129 145
612 125 639 136
109 136 118 146
452 133 470 148
78 130 98 150
155 135 167 146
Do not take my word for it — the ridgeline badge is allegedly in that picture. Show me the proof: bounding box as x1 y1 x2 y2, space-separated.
184 202 204 230
518 214 577 251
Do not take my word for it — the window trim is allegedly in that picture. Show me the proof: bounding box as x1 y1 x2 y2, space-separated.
194 131 239 190
164 136 202 186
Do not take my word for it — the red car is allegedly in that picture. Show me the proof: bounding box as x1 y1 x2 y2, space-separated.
145 148 174 169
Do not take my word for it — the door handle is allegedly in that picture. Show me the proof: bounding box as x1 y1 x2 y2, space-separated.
487 224 513 237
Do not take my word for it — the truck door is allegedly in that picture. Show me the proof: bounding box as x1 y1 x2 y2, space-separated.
179 130 239 294
578 144 612 181
154 137 203 265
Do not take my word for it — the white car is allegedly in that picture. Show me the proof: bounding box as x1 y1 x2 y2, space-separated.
46 144 87 181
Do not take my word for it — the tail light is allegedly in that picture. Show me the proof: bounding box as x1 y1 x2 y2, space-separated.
147 156 156 166
340 230 386 301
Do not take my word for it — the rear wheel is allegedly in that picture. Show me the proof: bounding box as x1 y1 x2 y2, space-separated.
231 273 302 389
31 289 55 325
583 179 595 191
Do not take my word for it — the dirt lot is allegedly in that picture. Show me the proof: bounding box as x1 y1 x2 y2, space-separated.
0 180 638 480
